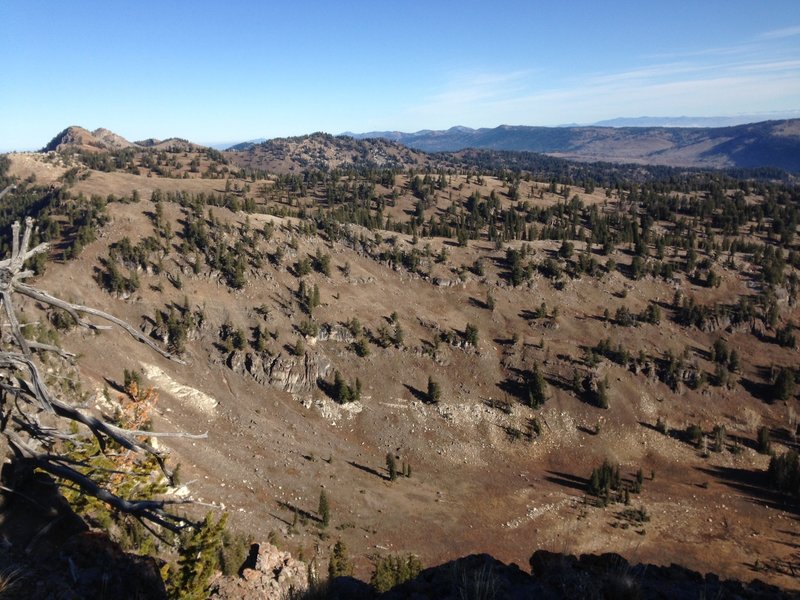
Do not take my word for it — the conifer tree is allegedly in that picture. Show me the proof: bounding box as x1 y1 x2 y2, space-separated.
427 376 441 402
527 363 548 408
328 540 353 578
757 426 772 455
318 490 330 528
167 513 227 600
334 370 351 403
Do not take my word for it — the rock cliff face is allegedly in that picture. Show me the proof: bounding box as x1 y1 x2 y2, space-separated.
226 350 332 394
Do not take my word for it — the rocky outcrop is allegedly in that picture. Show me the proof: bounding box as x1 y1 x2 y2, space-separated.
701 313 732 333
227 350 331 394
317 323 355 344
209 542 308 600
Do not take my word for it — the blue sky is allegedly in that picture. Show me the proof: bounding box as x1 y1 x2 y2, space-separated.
2 0 799 150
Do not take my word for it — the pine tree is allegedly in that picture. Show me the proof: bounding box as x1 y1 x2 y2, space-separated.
166 513 227 600
334 370 351 403
774 368 796 401
354 378 362 401
427 376 441 402
318 490 330 528
758 426 772 455
328 540 353 578
311 283 321 310
596 376 610 409
527 363 548 408
464 322 479 346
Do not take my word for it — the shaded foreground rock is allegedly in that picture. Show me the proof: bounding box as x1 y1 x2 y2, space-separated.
379 551 793 600
0 472 166 600
528 550 791 600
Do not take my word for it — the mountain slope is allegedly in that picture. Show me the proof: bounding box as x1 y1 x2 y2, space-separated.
351 120 800 171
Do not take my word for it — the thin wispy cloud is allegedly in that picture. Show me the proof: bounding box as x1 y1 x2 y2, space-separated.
732 59 800 72
407 27 800 129
758 25 800 40
408 60 799 127
424 70 534 107
586 62 717 85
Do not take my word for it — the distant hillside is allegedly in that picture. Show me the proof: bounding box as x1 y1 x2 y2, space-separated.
592 113 800 128
224 132 443 172
350 120 800 172
43 126 134 153
224 138 267 152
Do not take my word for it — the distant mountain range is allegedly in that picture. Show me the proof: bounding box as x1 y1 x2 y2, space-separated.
342 120 800 172
35 119 800 175
590 112 800 128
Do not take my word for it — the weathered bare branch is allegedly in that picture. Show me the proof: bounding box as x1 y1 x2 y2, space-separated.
13 217 35 271
11 222 20 264
104 424 208 441
0 243 48 270
14 283 183 362
0 184 15 201
1 292 33 357
26 341 76 360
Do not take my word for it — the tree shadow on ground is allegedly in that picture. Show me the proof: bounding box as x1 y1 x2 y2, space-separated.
740 377 774 403
484 398 513 415
695 465 799 516
403 384 429 403
468 296 490 310
347 460 389 481
276 500 321 524
497 377 530 406
771 426 799 451
544 470 588 493
103 377 126 395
